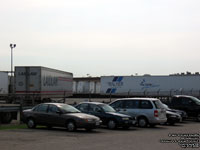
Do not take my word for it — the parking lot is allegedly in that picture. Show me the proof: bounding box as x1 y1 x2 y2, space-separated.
0 121 199 150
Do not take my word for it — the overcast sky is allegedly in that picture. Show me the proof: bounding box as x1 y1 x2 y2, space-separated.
0 0 200 77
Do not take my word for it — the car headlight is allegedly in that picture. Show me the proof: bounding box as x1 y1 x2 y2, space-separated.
81 118 93 122
122 118 129 120
86 119 94 122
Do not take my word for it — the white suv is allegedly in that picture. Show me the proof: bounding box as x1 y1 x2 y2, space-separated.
109 98 167 127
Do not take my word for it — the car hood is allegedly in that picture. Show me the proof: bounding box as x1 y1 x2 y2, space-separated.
106 112 131 118
64 113 100 120
168 109 185 114
166 110 180 116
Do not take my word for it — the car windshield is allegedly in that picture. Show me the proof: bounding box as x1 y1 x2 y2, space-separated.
100 104 116 112
59 104 80 113
191 97 200 105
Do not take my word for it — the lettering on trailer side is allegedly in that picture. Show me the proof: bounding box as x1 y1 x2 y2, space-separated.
43 76 58 86
140 79 160 90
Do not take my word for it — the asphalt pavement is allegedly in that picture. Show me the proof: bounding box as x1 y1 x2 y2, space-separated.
0 121 199 150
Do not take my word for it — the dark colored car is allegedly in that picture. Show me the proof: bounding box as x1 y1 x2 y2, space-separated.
165 111 182 125
23 103 101 131
75 102 136 129
162 103 187 121
167 95 200 121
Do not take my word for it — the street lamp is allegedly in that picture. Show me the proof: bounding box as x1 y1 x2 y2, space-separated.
10 43 16 94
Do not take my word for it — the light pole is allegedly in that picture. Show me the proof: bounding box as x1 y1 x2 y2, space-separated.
10 43 16 94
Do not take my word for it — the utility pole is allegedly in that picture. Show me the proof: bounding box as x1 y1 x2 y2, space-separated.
10 43 16 95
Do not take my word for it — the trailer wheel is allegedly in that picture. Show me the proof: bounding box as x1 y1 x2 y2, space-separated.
27 118 36 129
1 112 12 124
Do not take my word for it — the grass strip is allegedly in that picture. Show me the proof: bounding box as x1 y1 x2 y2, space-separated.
0 124 27 130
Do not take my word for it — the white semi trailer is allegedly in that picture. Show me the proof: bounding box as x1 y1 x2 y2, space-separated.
100 75 200 97
0 66 73 124
15 66 73 101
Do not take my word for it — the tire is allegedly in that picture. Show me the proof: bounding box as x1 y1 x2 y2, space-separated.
66 121 76 132
138 117 148 128
107 120 117 129
27 118 36 129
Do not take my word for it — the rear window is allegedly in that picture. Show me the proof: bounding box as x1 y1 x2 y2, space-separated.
124 100 139 109
140 100 153 109
153 100 163 109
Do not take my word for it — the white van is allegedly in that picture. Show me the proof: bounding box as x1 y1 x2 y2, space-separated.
109 98 167 127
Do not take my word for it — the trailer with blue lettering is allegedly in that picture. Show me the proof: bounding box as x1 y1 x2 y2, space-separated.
15 66 73 104
100 75 200 97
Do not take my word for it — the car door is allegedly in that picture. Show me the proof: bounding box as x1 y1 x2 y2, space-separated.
88 104 107 124
110 100 136 117
33 104 49 125
181 97 196 117
138 100 154 120
46 104 65 127
121 100 139 118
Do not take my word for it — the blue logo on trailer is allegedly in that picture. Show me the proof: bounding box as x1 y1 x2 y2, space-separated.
106 88 117 94
106 76 123 94
112 76 123 82
140 79 160 90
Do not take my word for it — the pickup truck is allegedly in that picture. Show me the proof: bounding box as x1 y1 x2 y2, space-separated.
166 95 200 121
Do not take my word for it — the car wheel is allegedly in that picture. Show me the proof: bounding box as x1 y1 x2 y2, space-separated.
138 117 148 128
27 118 36 129
107 120 117 129
66 121 76 132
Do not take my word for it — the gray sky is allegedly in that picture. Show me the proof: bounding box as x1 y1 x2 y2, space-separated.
1 0 200 77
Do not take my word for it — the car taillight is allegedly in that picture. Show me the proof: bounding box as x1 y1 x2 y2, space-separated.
154 110 158 117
